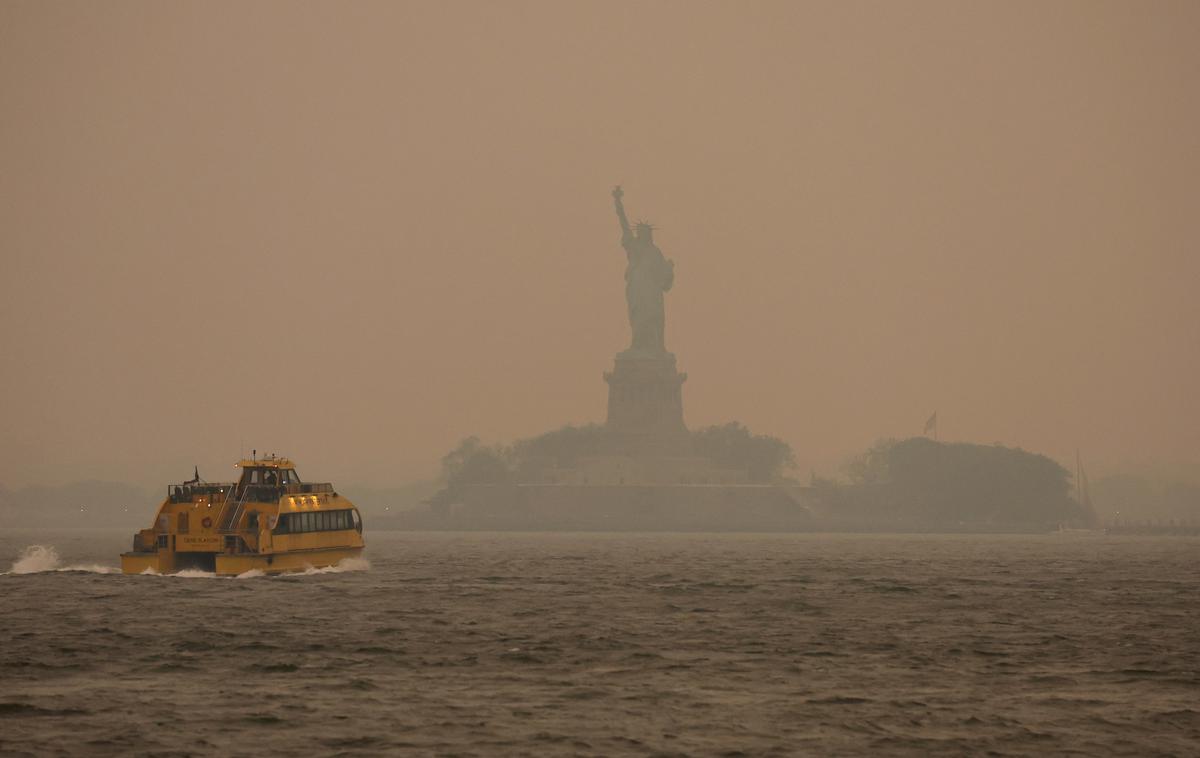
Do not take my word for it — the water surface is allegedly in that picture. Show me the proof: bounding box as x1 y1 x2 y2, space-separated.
1 530 1197 756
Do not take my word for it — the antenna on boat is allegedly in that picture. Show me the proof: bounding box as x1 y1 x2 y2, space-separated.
253 448 257 461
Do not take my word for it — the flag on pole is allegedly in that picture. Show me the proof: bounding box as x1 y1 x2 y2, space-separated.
923 412 938 438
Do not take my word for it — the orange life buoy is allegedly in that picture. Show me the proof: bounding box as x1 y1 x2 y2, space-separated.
201 516 213 529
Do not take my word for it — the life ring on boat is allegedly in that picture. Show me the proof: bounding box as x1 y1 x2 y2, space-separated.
201 516 213 529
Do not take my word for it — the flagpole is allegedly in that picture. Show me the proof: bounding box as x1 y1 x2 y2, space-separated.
923 411 938 441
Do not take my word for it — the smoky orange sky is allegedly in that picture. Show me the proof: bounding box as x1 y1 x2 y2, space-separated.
2 1 1197 489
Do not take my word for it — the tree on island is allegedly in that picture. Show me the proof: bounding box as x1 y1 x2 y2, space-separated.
429 422 795 504
510 424 610 478
842 438 899 486
690 422 795 483
439 436 512 489
841 437 1090 526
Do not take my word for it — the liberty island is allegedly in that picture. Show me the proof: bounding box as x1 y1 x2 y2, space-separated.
403 188 1089 534
407 188 811 530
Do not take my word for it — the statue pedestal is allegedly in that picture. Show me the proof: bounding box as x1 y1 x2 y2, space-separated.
603 350 688 454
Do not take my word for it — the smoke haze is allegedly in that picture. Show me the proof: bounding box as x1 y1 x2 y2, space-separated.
2 1 1198 489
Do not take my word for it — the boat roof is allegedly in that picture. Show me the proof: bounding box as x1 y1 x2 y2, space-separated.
235 456 296 470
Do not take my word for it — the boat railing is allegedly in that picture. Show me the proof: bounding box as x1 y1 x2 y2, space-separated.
170 482 331 504
219 485 291 532
219 484 253 533
168 483 231 504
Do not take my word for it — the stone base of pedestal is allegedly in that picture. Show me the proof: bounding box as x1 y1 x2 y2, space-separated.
603 350 688 454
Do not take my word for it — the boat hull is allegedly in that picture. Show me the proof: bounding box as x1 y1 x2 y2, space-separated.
121 546 364 576
216 546 364 576
121 551 173 575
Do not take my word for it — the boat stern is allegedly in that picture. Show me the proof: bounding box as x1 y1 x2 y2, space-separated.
121 551 174 575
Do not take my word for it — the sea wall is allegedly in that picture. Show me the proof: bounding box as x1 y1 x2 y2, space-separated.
404 483 817 531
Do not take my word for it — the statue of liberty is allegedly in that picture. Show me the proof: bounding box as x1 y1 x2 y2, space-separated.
612 186 675 355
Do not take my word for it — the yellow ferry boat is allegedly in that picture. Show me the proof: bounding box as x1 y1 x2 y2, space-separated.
121 456 364 576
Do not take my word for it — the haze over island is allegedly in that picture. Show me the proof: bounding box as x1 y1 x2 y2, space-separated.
1 3 1197 523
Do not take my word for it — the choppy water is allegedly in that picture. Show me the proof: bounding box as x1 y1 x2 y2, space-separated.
1 530 1198 756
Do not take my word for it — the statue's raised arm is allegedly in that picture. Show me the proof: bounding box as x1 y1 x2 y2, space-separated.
613 185 633 244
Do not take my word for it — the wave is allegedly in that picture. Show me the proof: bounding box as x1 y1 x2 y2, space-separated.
5 545 119 575
300 556 371 575
137 567 243 580
6 545 369 579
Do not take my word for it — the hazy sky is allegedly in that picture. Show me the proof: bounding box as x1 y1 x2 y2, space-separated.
2 1 1198 488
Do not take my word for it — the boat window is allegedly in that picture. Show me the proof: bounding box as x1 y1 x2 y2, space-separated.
178 512 189 534
275 509 358 532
